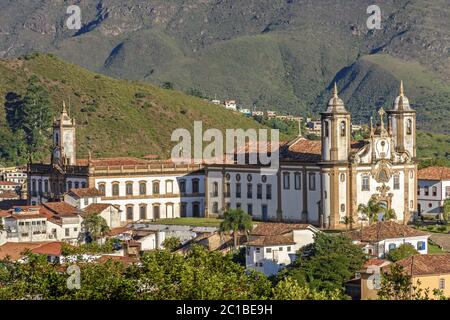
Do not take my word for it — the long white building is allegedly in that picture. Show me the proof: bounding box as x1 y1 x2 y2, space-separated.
27 82 418 229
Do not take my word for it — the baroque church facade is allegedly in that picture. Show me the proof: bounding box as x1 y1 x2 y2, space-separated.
27 82 417 229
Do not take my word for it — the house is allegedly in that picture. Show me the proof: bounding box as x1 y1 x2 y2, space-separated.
2 207 51 243
0 181 21 192
383 254 450 298
266 111 277 118
355 254 450 299
417 166 450 217
41 202 82 244
346 221 430 258
251 111 264 117
245 223 319 276
346 258 392 300
239 108 252 116
81 203 121 229
64 188 103 210
224 100 237 111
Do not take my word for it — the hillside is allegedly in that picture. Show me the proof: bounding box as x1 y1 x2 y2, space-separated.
0 0 449 132
0 53 271 165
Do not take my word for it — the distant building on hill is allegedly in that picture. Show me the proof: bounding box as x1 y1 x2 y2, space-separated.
224 100 237 110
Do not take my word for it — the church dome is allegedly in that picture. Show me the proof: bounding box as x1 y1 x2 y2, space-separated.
393 81 412 111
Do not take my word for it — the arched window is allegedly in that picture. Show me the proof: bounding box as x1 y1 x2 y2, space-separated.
126 205 134 221
139 182 147 195
340 121 346 137
81 182 86 188
166 180 174 194
406 119 412 135
112 183 119 196
98 183 105 195
340 173 346 182
139 205 147 220
152 181 160 195
212 202 219 214
393 174 400 190
67 181 73 191
74 181 79 189
126 182 133 196
340 204 345 212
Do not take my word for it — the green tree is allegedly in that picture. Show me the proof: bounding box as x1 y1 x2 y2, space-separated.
442 199 450 222
271 277 343 300
378 264 432 300
162 237 181 252
358 198 384 224
219 209 253 248
19 75 53 161
387 243 419 262
285 233 366 293
81 213 110 242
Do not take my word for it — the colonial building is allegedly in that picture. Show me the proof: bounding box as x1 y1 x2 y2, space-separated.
28 82 418 229
28 104 205 222
417 166 450 217
206 82 418 229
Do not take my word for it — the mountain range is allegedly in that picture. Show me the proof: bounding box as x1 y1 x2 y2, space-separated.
0 0 449 133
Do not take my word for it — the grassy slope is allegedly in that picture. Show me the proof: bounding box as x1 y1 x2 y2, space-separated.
0 53 272 163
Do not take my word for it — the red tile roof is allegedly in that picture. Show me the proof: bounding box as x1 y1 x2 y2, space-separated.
251 222 312 236
385 254 450 276
68 188 103 198
30 242 65 256
283 138 322 162
418 166 450 181
0 242 56 260
42 202 79 216
0 181 20 186
247 235 296 246
346 221 429 242
82 203 116 217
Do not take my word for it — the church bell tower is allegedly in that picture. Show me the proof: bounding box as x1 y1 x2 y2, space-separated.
52 101 77 166
387 81 416 159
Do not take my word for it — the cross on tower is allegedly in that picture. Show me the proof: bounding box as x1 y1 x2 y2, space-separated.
378 107 386 130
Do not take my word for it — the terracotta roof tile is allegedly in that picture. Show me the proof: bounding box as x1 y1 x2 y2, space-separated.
251 222 312 236
0 181 20 186
42 202 79 216
30 242 65 256
247 235 296 246
83 203 114 215
68 188 103 198
0 242 53 260
346 221 429 242
385 254 450 276
418 166 450 181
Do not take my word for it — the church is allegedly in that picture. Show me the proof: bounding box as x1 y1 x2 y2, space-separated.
27 82 417 229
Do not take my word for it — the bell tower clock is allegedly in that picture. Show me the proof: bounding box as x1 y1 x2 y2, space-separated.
52 101 77 166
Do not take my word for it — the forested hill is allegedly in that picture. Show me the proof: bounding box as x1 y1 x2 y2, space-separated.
0 53 268 165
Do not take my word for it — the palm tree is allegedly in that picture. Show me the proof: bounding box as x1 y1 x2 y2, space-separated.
382 208 397 221
357 198 384 224
82 213 110 242
219 209 253 248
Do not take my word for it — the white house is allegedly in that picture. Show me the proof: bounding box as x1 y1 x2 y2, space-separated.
245 223 319 276
346 221 430 258
64 188 103 210
0 181 21 192
224 100 237 110
81 203 122 229
418 166 450 217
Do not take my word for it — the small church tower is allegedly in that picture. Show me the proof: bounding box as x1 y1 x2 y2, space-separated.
387 81 416 159
52 101 77 166
321 83 351 161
